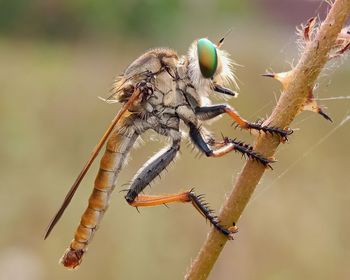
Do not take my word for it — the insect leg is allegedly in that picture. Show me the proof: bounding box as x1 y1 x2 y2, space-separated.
188 123 273 167
127 190 237 239
124 140 236 239
188 191 238 239
194 105 292 139
125 142 180 204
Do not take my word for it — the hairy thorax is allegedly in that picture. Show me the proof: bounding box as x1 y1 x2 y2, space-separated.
125 53 202 138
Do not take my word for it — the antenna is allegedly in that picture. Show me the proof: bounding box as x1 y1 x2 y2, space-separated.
217 28 233 48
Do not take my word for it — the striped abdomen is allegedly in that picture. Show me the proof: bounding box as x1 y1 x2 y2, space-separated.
60 127 138 269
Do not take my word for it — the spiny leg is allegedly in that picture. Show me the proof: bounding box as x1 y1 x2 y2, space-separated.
188 123 273 167
124 142 180 204
124 140 236 239
188 191 238 238
194 104 292 140
127 190 237 240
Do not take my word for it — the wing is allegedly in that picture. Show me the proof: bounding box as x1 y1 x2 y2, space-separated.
44 87 142 239
45 48 179 239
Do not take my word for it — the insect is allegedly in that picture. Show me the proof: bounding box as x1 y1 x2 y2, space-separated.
44 36 291 269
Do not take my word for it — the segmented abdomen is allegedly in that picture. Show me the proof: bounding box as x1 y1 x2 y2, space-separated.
60 127 138 269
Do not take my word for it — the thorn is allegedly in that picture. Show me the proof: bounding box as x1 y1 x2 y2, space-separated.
268 157 277 163
303 88 332 122
261 73 275 78
262 71 292 90
228 224 239 233
304 17 317 41
336 42 350 55
318 109 333 122
330 41 350 60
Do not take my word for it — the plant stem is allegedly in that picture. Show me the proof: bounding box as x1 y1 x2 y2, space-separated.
185 1 350 279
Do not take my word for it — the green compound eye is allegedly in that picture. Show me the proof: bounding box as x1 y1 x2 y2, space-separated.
197 38 218 78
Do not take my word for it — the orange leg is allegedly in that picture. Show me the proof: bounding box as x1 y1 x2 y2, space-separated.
224 107 249 128
195 105 292 139
224 107 292 139
209 142 236 158
123 139 238 239
128 190 238 239
210 139 272 166
189 123 273 166
129 192 190 207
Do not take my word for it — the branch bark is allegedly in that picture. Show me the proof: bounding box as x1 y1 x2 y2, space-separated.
185 1 350 279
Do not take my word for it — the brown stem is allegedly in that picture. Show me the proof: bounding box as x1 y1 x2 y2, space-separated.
185 1 350 279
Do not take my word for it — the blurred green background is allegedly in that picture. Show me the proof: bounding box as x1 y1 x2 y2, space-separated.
1 1 349 279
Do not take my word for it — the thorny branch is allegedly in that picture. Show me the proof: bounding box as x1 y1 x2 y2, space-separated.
185 1 350 279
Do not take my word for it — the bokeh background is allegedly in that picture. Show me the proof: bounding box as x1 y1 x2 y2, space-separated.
1 1 349 279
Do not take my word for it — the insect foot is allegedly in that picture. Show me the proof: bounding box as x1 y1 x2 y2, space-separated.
224 138 275 168
188 191 238 239
226 224 239 240
247 122 293 142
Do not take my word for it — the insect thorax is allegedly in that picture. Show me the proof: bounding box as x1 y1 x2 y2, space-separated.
112 48 208 137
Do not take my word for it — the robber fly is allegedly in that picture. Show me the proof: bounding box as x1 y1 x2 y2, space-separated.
44 36 291 269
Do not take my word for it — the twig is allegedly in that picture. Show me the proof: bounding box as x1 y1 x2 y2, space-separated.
185 1 350 279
